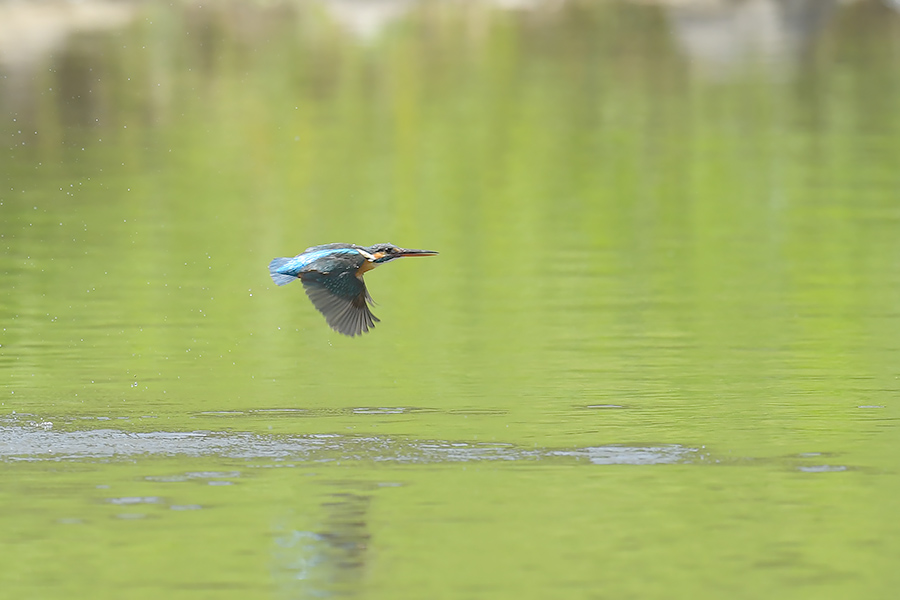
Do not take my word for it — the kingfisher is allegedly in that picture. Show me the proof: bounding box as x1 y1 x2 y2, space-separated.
268 243 438 337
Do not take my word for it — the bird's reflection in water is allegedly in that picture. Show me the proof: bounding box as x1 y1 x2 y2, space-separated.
273 484 374 598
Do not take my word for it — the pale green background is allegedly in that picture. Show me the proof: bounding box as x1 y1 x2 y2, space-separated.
1 1 899 598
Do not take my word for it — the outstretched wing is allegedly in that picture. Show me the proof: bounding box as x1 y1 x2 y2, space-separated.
300 271 379 337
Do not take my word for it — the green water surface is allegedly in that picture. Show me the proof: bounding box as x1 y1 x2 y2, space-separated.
1 1 899 598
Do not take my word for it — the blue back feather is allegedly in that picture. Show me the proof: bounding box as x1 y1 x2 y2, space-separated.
269 248 362 286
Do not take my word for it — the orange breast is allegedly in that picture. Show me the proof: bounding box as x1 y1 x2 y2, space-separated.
356 260 379 276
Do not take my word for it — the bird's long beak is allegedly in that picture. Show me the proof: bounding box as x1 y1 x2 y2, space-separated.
397 248 439 257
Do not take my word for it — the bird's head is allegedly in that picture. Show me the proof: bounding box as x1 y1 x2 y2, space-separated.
364 243 439 264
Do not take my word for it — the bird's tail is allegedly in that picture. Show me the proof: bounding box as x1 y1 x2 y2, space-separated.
268 258 297 286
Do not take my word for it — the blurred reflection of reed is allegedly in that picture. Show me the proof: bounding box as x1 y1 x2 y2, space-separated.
0 0 890 124
0 0 876 75
0 1 135 70
0 1 136 116
657 0 839 79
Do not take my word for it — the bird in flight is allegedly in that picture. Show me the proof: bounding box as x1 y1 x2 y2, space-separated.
268 243 438 337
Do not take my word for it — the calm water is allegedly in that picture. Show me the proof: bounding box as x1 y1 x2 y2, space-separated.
2 0 900 598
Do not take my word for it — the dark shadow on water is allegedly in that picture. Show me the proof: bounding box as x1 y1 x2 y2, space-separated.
273 483 374 599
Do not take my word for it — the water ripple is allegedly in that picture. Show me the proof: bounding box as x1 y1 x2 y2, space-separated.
0 418 698 466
